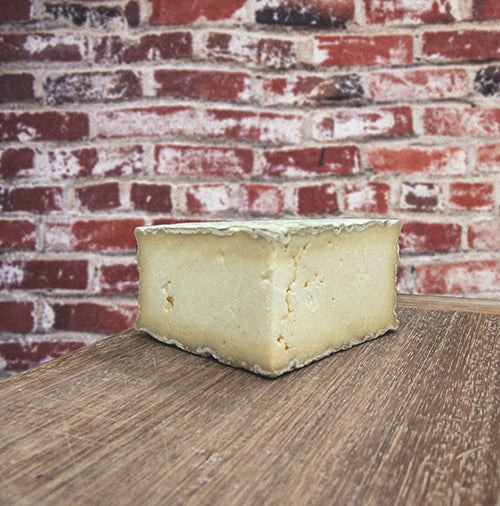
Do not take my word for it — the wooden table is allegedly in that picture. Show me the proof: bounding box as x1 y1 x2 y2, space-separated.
1 295 499 505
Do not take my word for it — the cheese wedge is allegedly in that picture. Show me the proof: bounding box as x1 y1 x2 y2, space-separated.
134 218 401 377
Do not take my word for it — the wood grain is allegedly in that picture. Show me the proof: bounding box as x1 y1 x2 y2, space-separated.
0 295 498 505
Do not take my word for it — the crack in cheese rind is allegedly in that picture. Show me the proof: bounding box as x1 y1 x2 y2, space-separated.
134 218 401 377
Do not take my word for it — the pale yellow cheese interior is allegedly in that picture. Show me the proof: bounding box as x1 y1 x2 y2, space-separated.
134 219 401 377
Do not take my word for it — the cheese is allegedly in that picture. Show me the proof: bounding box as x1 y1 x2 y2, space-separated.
134 218 401 377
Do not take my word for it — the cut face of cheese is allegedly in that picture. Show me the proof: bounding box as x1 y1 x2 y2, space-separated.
134 218 401 377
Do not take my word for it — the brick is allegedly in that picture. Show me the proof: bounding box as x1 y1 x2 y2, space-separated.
0 148 34 178
313 106 412 141
44 219 144 251
0 259 88 290
185 184 232 214
255 0 354 27
344 182 390 214
239 184 284 214
313 35 413 66
0 301 34 332
364 0 455 24
262 146 360 178
44 70 142 105
0 0 31 22
296 184 339 215
400 182 442 212
415 260 500 294
0 74 35 103
96 106 196 139
150 0 247 23
261 74 363 105
0 219 37 249
155 145 253 178
76 182 121 212
0 186 63 214
474 66 500 97
155 69 250 102
476 143 500 172
473 0 500 19
98 263 139 294
0 111 89 142
399 222 462 253
130 183 172 213
203 109 303 144
423 107 500 137
94 32 192 64
422 30 500 61
0 33 87 62
368 68 469 102
448 182 495 211
366 146 465 175
468 219 500 250
396 263 412 293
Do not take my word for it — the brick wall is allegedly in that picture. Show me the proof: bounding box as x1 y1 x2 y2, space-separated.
1 0 499 376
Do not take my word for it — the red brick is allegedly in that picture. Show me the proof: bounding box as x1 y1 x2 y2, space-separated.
130 183 172 213
423 107 500 137
366 146 465 175
364 0 454 24
422 30 500 61
313 106 412 141
473 0 500 19
239 184 284 214
399 222 462 253
150 0 247 23
185 184 232 214
0 111 89 142
0 148 34 178
1 186 63 214
0 74 35 103
396 263 412 293
448 182 495 211
155 69 250 101
0 219 36 249
125 1 140 27
468 219 500 249
96 106 196 139
0 301 35 332
368 68 469 102
476 143 500 172
76 182 121 212
313 35 413 66
296 184 339 215
0 0 31 21
0 259 88 290
98 263 139 294
0 33 87 62
415 260 500 294
94 32 192 64
262 146 360 178
44 219 144 251
344 182 390 214
400 182 442 212
155 145 253 178
203 109 303 143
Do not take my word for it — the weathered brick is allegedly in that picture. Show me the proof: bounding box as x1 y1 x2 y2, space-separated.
96 106 196 139
0 74 35 103
0 0 31 22
344 182 390 214
468 219 500 249
239 184 284 214
0 259 88 290
0 301 35 332
0 148 34 178
473 0 500 19
0 111 89 142
366 146 465 175
93 32 192 64
0 186 63 214
399 222 462 253
423 107 500 137
76 182 121 212
155 145 253 178
130 183 172 213
448 182 495 211
295 183 339 215
474 66 500 97
415 260 500 294
262 146 360 178
44 70 142 105
98 263 139 294
150 0 247 23
313 106 412 141
0 219 37 249
476 143 500 172
400 182 442 212
368 68 469 101
185 184 232 214
313 35 413 66
396 263 412 293
364 0 455 24
422 30 500 61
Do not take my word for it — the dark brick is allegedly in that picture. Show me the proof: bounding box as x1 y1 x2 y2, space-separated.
0 301 35 332
0 0 31 22
0 74 35 103
125 1 140 27
0 148 34 178
131 183 172 213
296 184 339 214
474 66 500 97
76 182 121 212
256 5 347 28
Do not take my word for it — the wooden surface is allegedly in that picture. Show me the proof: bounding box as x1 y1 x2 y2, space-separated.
0 294 498 505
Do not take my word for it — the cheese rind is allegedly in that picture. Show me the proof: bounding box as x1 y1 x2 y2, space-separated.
134 218 401 377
